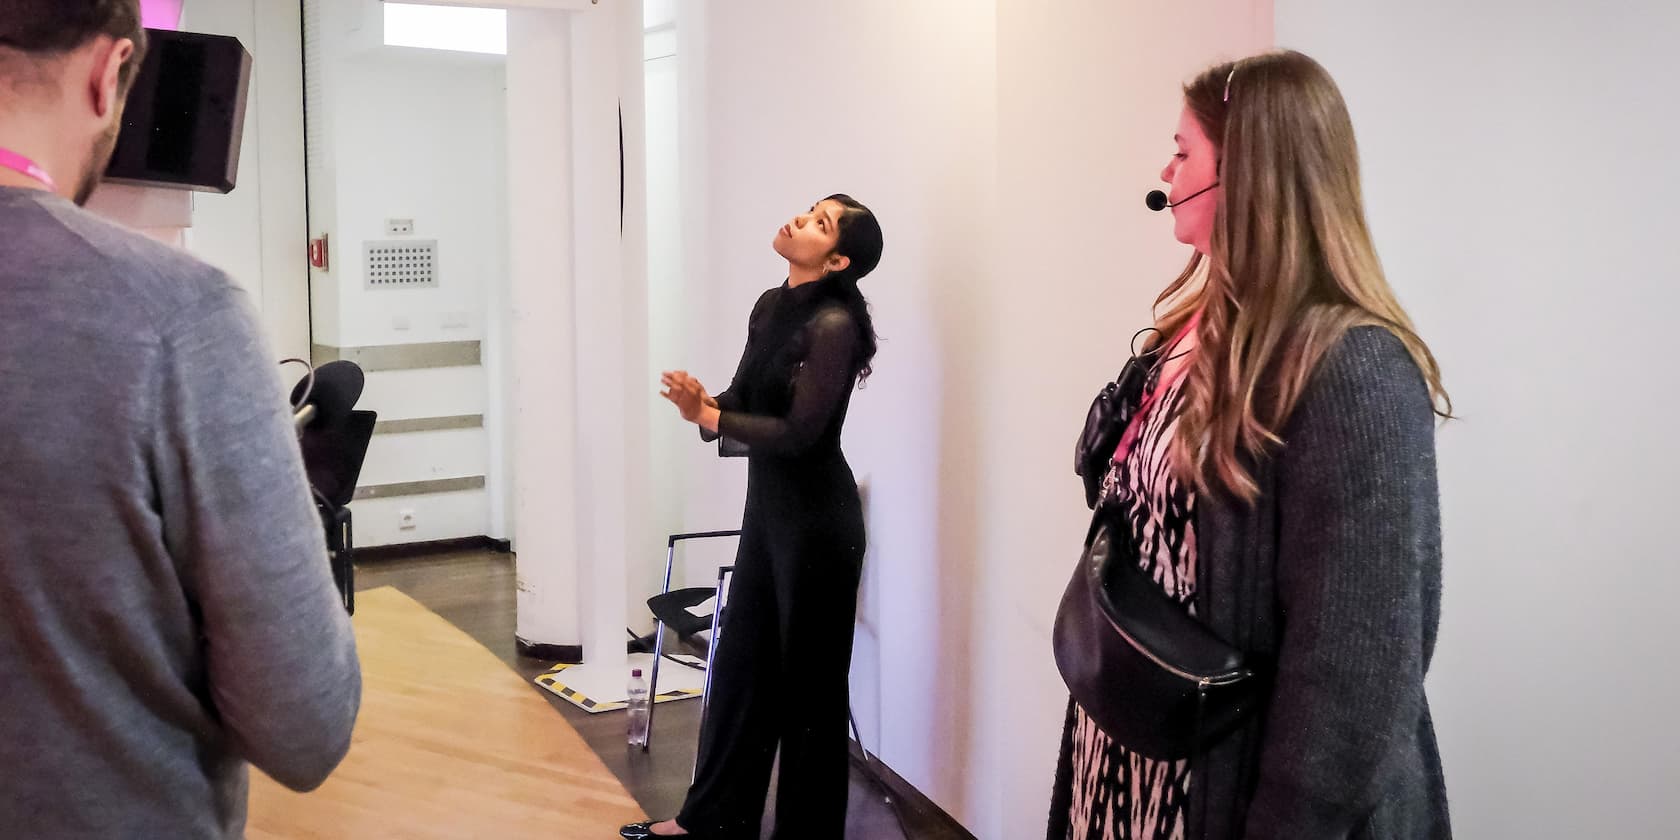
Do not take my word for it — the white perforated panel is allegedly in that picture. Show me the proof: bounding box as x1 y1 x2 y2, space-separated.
364 241 439 288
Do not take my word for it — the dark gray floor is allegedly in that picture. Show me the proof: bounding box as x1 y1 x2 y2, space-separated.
355 550 928 839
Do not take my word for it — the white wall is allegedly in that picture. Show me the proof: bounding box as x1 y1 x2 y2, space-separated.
179 0 311 361
331 50 505 350
83 184 191 247
677 2 1267 835
1276 3 1680 836
332 53 506 547
307 2 510 547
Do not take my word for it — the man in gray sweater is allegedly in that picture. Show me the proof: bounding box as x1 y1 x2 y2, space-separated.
0 3 362 837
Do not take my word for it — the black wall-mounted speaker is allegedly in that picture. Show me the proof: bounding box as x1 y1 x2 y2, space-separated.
106 28 252 194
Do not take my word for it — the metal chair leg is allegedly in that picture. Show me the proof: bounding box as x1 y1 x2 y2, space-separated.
640 530 740 758
341 512 355 616
849 707 872 765
694 565 734 782
643 540 679 752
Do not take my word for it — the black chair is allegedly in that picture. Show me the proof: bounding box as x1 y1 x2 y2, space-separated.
300 408 376 614
644 530 742 753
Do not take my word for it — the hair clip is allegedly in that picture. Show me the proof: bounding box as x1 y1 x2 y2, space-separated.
1223 67 1236 103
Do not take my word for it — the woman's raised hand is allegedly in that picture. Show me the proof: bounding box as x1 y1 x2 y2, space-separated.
660 371 709 423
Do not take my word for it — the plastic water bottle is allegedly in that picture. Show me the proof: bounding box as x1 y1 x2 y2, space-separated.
627 668 651 747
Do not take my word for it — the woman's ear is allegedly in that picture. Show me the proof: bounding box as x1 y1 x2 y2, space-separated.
826 253 852 275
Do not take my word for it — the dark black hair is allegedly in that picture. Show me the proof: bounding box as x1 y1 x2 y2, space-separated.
0 0 148 91
820 193 882 382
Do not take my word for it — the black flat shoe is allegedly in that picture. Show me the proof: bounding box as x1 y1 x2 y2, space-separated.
618 819 708 840
620 821 703 840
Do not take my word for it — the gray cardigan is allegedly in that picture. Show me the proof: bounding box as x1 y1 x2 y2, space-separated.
1187 326 1451 839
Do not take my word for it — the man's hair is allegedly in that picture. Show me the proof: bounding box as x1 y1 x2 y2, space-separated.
0 0 148 92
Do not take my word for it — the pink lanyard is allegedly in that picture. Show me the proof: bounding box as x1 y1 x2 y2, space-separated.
1112 309 1203 464
0 147 55 190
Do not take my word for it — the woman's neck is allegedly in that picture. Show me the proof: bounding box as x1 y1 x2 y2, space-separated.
787 264 825 288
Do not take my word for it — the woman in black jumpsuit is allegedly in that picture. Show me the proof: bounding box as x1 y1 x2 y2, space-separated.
622 195 884 840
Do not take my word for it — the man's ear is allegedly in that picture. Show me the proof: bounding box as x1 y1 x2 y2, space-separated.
89 37 136 119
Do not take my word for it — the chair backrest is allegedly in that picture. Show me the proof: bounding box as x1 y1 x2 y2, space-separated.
301 409 377 508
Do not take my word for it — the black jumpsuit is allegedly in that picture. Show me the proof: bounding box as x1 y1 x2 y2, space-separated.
676 280 868 839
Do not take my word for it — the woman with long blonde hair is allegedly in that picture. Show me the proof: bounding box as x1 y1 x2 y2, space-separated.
1049 51 1452 839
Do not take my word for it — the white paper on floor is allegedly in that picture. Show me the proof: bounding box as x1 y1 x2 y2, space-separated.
535 652 708 713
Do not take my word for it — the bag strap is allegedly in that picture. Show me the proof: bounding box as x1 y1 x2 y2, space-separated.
1111 309 1203 464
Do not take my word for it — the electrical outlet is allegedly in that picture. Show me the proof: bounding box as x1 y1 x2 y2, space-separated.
399 509 417 531
386 218 415 236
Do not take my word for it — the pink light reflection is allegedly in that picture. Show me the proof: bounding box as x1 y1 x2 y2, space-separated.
140 0 183 30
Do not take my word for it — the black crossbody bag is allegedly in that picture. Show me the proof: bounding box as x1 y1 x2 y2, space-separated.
1073 346 1159 509
1056 327 1268 760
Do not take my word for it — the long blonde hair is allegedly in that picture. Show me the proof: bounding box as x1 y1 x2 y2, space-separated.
1155 50 1451 502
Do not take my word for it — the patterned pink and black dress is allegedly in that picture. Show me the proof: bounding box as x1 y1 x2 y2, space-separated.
1049 371 1197 840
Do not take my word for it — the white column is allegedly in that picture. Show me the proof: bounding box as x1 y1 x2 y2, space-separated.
508 0 645 665
508 8 583 654
614 0 655 647
567 4 629 666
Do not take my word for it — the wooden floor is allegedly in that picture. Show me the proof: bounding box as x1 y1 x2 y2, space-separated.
246 586 643 839
288 550 951 839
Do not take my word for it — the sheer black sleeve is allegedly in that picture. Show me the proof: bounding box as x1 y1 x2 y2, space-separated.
715 308 859 455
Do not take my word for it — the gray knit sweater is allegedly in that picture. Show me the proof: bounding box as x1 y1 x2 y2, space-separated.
1188 326 1451 839
0 188 361 838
